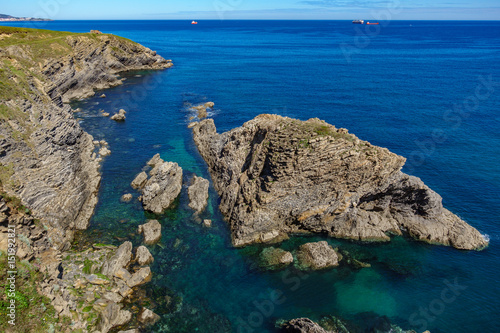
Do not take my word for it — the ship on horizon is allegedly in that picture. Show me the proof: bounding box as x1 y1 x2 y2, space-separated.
352 19 364 24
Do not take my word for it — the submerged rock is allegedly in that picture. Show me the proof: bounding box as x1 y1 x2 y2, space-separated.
137 307 160 326
141 161 183 214
135 245 154 266
260 247 294 269
121 193 133 202
191 115 488 250
203 219 212 227
280 318 331 333
138 220 162 245
188 175 210 213
190 101 215 119
295 241 339 270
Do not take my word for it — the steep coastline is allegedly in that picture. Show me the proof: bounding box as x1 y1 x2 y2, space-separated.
0 26 172 249
192 114 488 250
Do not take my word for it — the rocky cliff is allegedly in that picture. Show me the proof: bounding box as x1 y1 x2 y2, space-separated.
192 114 488 250
0 26 172 249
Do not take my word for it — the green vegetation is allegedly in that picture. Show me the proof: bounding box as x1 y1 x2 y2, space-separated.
0 252 71 332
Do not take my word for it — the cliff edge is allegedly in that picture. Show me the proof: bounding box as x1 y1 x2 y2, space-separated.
0 26 172 249
192 114 488 250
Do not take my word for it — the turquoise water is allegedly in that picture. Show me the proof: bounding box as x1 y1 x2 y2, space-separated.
5 20 500 332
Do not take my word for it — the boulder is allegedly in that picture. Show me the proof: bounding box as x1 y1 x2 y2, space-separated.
101 241 132 277
102 112 110 117
111 109 126 121
100 94 106 98
99 147 111 157
138 307 161 326
126 267 152 288
296 241 339 270
98 302 132 333
188 175 209 213
138 220 162 245
135 245 154 266
131 171 148 189
203 219 212 227
86 274 110 285
260 247 294 269
141 161 183 214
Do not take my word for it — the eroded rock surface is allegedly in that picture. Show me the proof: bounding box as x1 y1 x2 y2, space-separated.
141 161 183 214
188 175 209 213
138 220 162 245
192 115 487 250
295 241 339 270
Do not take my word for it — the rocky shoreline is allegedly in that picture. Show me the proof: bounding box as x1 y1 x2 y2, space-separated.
0 26 172 332
191 114 488 251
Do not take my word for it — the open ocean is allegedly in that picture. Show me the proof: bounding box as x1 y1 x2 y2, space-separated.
4 20 500 332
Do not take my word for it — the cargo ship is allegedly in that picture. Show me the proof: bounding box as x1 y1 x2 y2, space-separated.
191 21 198 25
366 22 379 25
352 20 364 24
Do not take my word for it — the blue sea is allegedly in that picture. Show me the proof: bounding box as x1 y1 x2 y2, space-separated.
4 20 500 332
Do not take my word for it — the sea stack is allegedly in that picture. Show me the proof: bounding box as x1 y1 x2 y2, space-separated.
191 114 488 250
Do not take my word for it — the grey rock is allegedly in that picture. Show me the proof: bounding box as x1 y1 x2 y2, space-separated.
98 302 132 333
295 241 339 270
138 220 162 245
131 171 148 189
137 307 160 326
188 175 209 213
126 267 152 288
147 153 164 167
141 161 183 214
99 146 111 157
135 245 154 266
110 109 126 121
203 219 212 227
101 241 132 277
86 274 110 285
191 115 488 250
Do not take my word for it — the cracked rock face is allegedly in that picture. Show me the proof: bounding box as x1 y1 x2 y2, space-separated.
192 114 488 250
188 175 209 213
281 318 331 333
141 161 183 214
0 32 172 249
295 241 339 270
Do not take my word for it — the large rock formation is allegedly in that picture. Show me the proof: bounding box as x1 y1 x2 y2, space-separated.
192 114 488 250
141 161 183 214
0 26 173 249
280 318 331 333
295 241 340 270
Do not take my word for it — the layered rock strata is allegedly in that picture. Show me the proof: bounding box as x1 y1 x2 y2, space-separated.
192 114 487 250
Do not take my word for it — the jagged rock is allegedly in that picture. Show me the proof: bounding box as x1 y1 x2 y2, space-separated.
188 175 209 213
260 247 294 269
190 102 215 119
103 291 123 303
191 115 488 250
126 267 152 288
101 241 132 277
281 318 331 333
188 122 197 128
98 302 132 333
138 220 162 245
120 193 133 202
141 161 183 214
147 153 164 167
135 245 154 266
131 171 148 189
296 241 339 270
98 147 111 157
100 94 106 98
137 307 160 326
114 268 132 281
111 109 126 121
102 112 110 117
203 219 212 227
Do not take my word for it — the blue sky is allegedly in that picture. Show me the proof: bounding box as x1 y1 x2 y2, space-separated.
3 0 499 20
